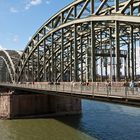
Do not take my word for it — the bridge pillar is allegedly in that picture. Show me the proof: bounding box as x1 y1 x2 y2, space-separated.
0 91 81 119
0 93 11 119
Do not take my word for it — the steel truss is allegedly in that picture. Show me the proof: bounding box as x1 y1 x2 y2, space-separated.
0 50 21 83
16 0 140 82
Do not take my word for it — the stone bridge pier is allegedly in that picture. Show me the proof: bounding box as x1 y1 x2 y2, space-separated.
0 89 81 119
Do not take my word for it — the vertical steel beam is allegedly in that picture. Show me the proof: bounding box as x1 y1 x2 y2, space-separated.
113 57 116 81
61 28 64 82
73 4 78 82
113 39 116 81
100 30 103 82
139 27 140 78
74 24 78 82
74 4 77 18
115 21 120 81
131 25 134 80
48 48 51 82
54 42 57 82
105 58 108 81
101 57 103 82
43 27 47 82
130 0 133 80
37 46 40 81
130 0 133 16
91 21 96 82
91 0 94 14
70 41 73 81
86 37 89 82
115 0 119 12
44 40 47 81
27 48 30 82
61 13 64 82
80 36 83 82
104 32 108 81
124 57 127 80
128 39 131 79
109 27 113 82
32 54 34 83
37 34 40 82
51 34 54 82
66 47 69 82
134 37 136 80
138 4 140 15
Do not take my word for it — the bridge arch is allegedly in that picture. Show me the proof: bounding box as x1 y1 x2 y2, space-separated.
16 0 140 82
0 56 14 82
0 49 22 83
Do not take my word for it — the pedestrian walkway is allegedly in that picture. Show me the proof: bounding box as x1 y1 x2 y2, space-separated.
1 82 140 106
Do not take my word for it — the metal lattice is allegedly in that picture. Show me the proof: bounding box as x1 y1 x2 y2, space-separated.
2 0 140 83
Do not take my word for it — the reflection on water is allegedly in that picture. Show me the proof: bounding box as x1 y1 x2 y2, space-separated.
0 100 140 140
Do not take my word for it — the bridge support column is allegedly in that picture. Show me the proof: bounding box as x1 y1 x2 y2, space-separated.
0 91 81 119
0 93 11 119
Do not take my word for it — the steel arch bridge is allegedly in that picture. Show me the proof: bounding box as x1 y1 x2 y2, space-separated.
2 0 140 83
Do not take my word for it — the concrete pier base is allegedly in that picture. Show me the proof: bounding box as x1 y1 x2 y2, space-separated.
0 93 11 119
0 92 81 119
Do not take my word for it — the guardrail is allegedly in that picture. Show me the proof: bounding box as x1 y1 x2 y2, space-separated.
1 82 140 99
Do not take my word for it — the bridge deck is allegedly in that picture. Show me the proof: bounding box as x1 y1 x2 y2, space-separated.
0 83 140 106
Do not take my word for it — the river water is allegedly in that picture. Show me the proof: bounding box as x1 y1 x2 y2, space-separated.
0 100 140 140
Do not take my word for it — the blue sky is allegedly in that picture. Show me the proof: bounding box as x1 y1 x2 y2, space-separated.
0 0 73 51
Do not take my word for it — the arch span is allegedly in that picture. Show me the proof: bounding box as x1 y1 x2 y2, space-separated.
16 0 140 82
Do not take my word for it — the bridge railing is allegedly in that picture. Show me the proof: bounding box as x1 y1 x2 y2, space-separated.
2 82 140 99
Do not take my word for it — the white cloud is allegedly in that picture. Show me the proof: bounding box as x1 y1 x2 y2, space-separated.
0 45 3 50
25 0 42 10
9 0 49 11
46 0 50 4
0 45 7 50
30 0 42 5
10 7 18 13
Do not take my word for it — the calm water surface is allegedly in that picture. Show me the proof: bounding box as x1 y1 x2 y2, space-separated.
0 100 140 140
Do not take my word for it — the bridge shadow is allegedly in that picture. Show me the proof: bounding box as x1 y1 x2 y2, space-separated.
11 100 98 140
53 114 82 130
51 113 98 140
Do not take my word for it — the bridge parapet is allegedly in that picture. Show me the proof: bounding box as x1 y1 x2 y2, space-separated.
0 82 139 99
